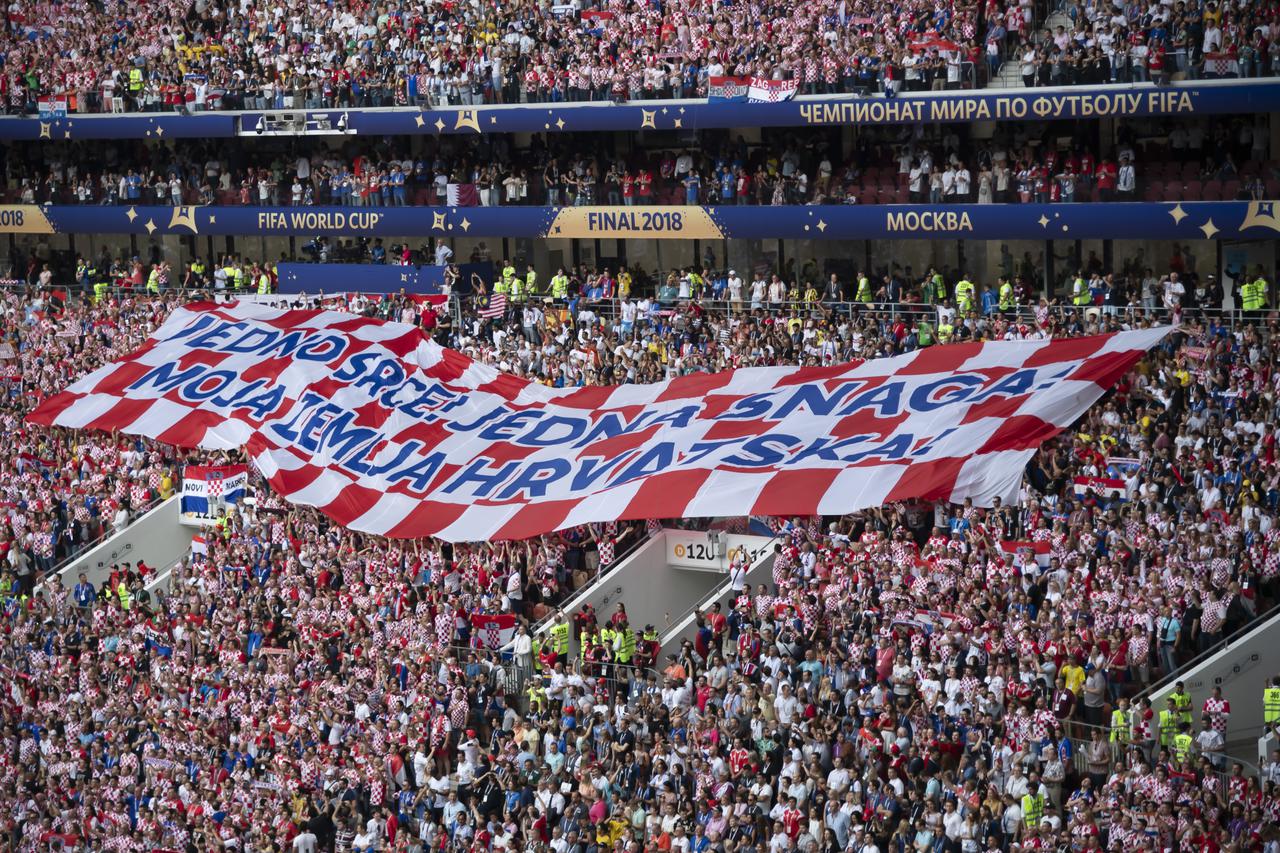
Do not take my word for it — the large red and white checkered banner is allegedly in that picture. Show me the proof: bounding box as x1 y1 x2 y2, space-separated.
27 303 1171 542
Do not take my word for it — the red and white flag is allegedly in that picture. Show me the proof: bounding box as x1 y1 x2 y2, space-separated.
1073 476 1127 500
1203 53 1239 77
478 292 507 319
446 183 480 207
747 77 799 103
999 540 1051 569
470 612 517 648
26 303 1170 543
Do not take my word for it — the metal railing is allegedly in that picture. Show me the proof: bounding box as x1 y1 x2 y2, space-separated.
1140 600 1280 700
27 491 165 592
520 293 1265 329
659 531 781 648
971 716 1265 806
525 525 656 638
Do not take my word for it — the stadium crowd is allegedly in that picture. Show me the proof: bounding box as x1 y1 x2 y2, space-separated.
1 262 1280 853
3 116 1276 209
0 287 180 597
0 0 990 114
1002 0 1280 86
0 0 1277 117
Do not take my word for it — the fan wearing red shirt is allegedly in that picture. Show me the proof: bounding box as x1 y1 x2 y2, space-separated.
781 798 804 839
1096 157 1118 202
385 808 399 845
637 169 653 204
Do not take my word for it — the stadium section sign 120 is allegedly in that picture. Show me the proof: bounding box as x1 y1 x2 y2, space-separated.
29 303 1170 542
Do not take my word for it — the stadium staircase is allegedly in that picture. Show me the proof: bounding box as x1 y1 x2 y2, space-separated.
656 535 778 659
526 528 776 663
40 496 194 594
1148 604 1280 764
988 9 1073 88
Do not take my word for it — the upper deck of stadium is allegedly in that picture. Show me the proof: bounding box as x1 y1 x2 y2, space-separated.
1 0 1278 139
2 0 1276 111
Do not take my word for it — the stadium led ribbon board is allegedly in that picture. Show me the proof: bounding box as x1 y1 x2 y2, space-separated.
3 202 1280 241
2 81 1278 141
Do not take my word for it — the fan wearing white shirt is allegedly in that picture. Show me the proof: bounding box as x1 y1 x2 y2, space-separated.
955 163 972 203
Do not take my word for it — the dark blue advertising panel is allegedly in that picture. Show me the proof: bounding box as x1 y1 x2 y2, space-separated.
3 201 1278 242
1 81 1277 141
275 262 492 295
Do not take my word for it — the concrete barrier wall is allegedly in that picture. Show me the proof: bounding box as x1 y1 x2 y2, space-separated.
50 496 195 593
659 544 778 659
532 530 756 659
1149 609 1280 762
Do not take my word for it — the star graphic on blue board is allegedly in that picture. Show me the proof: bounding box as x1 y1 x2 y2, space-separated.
168 206 200 234
1168 204 1188 224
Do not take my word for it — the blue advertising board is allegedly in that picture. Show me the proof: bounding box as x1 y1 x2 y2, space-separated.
1 80 1277 141
275 262 492 295
2 201 1277 242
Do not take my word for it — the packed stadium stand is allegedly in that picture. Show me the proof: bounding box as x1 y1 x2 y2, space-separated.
3 0 1280 848
3 115 1277 208
0 277 1276 850
1 0 990 111
3 0 1277 112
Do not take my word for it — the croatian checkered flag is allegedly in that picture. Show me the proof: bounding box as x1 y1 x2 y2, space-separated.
207 472 224 498
28 302 1172 543
470 613 516 648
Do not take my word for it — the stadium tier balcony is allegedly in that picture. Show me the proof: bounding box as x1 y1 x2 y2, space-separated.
0 0 991 115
